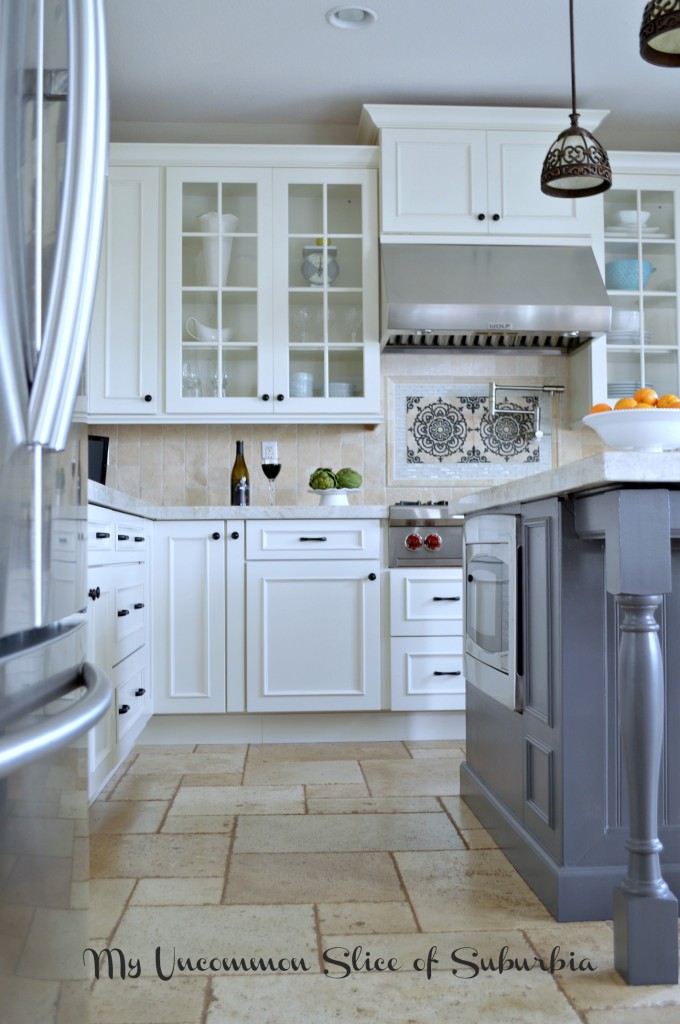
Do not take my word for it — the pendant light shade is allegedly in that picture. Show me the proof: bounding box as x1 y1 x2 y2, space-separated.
640 0 680 65
541 0 612 198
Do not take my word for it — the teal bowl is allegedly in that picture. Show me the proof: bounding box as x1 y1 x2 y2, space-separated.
605 259 655 290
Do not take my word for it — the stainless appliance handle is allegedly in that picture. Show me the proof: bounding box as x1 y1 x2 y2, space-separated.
0 661 112 778
28 0 109 450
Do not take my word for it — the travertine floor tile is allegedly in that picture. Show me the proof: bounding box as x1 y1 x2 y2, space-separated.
89 879 136 939
90 834 230 879
90 801 169 835
439 795 485 830
459 828 498 849
88 976 208 1023
129 751 246 775
112 905 318 973
585 1009 680 1023
106 775 182 802
167 785 304 816
403 740 465 752
395 850 552 930
317 901 418 936
523 922 680 1012
16 908 90 980
130 877 226 906
304 783 369 800
243 759 364 786
306 796 441 814
408 748 465 759
362 758 461 797
193 744 248 756
224 852 404 904
160 814 234 834
246 741 410 763
233 812 465 853
206 969 582 1023
173 773 242 788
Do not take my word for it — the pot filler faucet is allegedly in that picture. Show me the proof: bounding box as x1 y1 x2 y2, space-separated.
489 382 566 440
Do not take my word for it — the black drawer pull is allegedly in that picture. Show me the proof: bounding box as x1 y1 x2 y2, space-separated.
133 602 145 610
118 704 130 715
433 670 462 676
134 536 145 543
88 587 100 601
432 596 461 601
117 609 130 617
117 534 129 541
134 688 146 697
58 536 68 544
299 536 327 542
95 531 110 539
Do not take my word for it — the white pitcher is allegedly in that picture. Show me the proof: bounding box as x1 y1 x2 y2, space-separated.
198 212 238 287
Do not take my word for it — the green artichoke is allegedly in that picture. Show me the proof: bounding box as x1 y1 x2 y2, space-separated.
335 467 362 489
309 467 338 490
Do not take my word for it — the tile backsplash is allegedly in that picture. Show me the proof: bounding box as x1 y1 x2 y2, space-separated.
91 353 603 506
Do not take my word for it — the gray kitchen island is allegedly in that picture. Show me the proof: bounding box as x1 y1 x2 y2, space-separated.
456 452 680 985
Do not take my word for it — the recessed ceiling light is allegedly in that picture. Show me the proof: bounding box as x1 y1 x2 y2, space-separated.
326 5 378 30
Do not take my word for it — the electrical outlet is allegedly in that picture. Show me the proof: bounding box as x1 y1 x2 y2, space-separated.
261 441 277 461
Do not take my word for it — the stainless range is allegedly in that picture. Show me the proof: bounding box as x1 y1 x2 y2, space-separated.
388 501 464 568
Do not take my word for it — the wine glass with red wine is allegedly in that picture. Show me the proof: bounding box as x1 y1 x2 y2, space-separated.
261 441 281 506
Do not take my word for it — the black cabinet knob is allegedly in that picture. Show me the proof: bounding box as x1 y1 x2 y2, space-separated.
276 393 284 401
477 213 486 221
467 574 474 582
134 688 146 697
492 213 500 221
88 586 100 601
118 704 130 715
117 608 130 617
212 532 221 540
261 393 270 402
368 572 377 581
144 394 152 402
231 531 240 540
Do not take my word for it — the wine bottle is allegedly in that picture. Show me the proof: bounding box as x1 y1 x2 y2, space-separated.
230 440 250 506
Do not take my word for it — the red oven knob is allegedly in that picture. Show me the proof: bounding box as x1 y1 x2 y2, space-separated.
424 532 443 551
404 532 423 550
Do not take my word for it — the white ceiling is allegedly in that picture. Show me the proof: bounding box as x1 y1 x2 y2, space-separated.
106 0 680 151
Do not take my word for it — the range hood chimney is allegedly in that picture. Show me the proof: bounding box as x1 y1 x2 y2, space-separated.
380 244 611 352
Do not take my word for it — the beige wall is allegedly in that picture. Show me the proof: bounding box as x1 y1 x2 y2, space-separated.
93 352 604 507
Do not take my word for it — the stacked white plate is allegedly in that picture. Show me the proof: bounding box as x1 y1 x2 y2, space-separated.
607 331 651 345
329 381 354 397
606 226 670 239
290 371 314 397
607 382 641 399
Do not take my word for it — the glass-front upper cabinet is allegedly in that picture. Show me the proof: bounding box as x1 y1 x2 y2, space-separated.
165 164 379 421
272 168 379 419
165 167 273 414
603 180 679 401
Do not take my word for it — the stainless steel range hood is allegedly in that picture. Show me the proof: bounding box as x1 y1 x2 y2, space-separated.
380 244 611 352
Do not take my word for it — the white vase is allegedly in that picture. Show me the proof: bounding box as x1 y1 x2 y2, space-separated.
198 212 238 287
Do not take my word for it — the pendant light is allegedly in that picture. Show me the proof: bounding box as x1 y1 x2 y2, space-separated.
640 1 680 66
541 0 612 198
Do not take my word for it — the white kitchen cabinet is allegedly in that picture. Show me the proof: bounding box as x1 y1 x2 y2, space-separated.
389 568 465 711
364 108 603 238
152 520 227 713
245 519 381 712
87 165 161 415
165 162 379 422
87 510 152 799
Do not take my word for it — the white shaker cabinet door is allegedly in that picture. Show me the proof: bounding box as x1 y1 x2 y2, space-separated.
87 165 161 415
246 560 381 712
153 521 226 713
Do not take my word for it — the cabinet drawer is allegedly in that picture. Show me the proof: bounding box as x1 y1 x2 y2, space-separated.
110 564 148 665
390 569 463 635
114 646 149 742
115 523 148 554
390 635 465 711
88 515 114 557
246 519 380 560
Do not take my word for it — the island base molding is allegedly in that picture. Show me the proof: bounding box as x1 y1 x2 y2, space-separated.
138 710 465 745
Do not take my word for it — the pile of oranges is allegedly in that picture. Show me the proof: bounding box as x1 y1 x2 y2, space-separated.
589 387 680 414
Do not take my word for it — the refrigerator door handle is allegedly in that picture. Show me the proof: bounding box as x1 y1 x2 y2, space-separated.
0 661 112 779
28 0 109 451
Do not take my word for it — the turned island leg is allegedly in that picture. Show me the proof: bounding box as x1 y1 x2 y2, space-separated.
613 593 678 986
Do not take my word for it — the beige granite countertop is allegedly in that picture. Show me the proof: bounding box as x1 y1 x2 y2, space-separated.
453 451 680 514
88 482 388 520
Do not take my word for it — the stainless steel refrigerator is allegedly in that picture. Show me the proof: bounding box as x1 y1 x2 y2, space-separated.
0 2 110 1021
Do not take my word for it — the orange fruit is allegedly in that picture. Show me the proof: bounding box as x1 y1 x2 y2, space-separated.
588 402 612 414
657 393 680 408
634 402 655 408
614 397 638 410
634 386 658 405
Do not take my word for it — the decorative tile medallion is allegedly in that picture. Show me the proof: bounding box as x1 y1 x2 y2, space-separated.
391 380 553 484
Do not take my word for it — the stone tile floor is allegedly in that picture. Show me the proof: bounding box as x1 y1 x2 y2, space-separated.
88 740 680 1023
